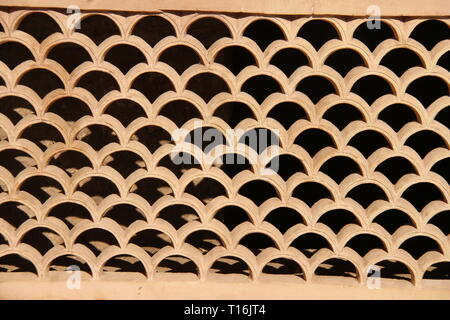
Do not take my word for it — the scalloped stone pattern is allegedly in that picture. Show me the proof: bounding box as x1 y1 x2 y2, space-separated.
0 9 449 289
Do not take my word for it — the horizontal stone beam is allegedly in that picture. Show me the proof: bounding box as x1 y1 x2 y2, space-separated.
0 0 449 16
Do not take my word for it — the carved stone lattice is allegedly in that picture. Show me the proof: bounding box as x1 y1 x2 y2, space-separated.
0 9 449 292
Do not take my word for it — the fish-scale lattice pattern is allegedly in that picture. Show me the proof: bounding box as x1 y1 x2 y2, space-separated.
0 10 449 286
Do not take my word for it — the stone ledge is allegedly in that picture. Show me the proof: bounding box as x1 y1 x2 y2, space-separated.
1 278 450 300
0 0 449 16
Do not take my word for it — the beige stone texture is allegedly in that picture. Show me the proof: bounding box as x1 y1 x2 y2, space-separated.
0 2 448 299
